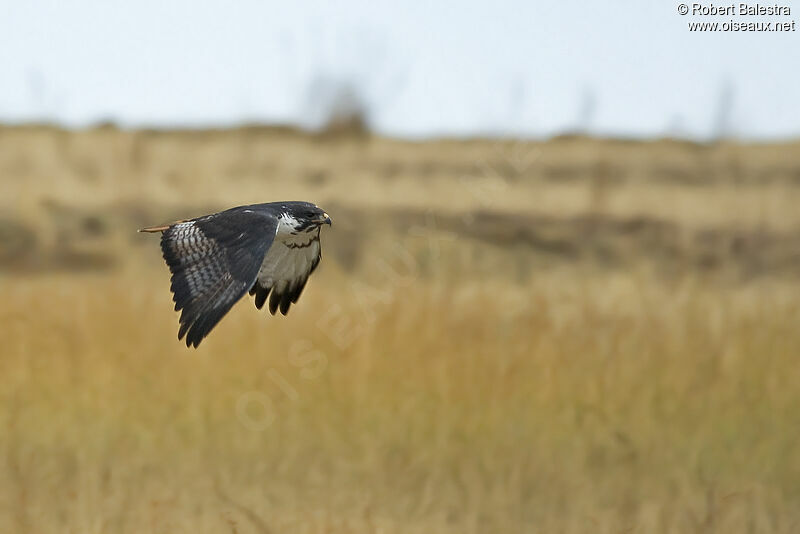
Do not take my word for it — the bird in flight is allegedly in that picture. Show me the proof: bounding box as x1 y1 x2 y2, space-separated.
140 202 331 348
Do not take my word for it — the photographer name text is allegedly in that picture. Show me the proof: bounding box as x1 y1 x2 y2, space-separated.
687 3 790 15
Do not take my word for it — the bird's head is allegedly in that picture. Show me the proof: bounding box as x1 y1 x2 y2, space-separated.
277 202 332 233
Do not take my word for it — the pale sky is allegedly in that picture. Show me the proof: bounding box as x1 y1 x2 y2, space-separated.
1 0 798 139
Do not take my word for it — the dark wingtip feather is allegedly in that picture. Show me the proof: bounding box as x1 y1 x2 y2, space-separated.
291 278 309 304
268 290 280 315
178 320 205 348
178 320 191 341
254 285 270 310
279 294 291 315
184 321 205 348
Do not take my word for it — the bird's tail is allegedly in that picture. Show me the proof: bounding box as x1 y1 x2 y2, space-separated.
139 218 191 233
138 225 171 233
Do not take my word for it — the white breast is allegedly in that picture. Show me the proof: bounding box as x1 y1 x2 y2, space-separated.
257 228 321 291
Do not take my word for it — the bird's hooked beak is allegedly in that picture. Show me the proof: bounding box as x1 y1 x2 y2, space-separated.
318 212 332 226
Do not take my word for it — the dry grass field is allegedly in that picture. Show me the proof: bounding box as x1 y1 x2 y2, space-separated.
2 125 800 533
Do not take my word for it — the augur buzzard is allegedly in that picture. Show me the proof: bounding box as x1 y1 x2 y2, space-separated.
141 202 331 348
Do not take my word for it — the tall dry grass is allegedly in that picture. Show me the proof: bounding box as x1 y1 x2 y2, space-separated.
2 268 800 533
2 126 800 532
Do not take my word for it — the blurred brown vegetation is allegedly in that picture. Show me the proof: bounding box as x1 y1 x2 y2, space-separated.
3 125 800 280
2 125 800 533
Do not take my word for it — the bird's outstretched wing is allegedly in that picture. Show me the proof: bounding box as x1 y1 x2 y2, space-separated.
249 230 322 316
154 209 278 347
